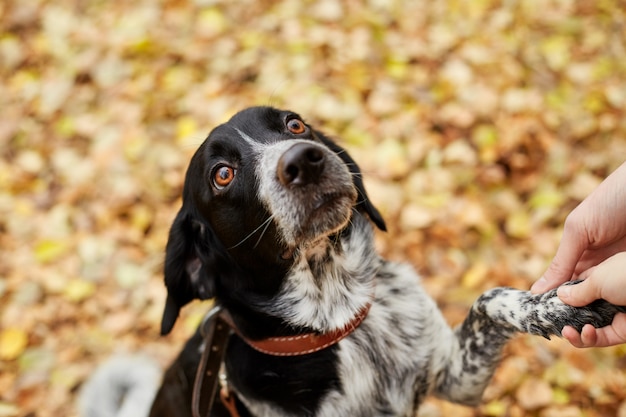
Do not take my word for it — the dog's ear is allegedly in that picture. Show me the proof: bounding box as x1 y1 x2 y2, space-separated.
316 130 387 232
160 206 218 335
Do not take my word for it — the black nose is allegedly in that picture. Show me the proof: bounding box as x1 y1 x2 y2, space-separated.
278 143 325 186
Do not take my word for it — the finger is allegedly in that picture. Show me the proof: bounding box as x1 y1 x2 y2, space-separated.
580 324 599 347
561 325 586 348
532 226 586 294
557 277 603 307
592 313 626 347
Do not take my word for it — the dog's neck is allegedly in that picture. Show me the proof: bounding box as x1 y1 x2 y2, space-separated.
267 213 380 333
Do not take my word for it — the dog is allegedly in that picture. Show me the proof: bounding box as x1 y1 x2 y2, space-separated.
81 106 625 417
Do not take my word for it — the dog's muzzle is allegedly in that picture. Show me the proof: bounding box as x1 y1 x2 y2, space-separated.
258 140 357 249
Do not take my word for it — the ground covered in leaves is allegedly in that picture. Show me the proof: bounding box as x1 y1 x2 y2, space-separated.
1 1 626 416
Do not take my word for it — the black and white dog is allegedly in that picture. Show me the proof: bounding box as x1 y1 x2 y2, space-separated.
82 106 624 417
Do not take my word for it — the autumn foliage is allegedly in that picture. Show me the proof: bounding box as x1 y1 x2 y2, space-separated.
1 1 625 416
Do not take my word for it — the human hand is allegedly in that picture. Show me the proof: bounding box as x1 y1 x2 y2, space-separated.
558 252 626 347
531 162 626 294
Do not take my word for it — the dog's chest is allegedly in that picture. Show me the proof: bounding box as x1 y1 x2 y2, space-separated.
239 262 452 417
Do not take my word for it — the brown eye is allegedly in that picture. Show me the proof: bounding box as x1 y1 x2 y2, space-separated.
286 118 306 134
213 165 235 189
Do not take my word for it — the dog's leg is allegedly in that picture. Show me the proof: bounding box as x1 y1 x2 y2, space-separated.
432 282 625 405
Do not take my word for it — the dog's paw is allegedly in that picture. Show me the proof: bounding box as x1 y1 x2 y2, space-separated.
473 284 626 340
529 282 626 339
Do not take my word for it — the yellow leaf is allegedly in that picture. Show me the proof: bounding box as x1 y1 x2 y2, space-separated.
540 36 571 71
462 262 489 288
63 280 96 303
472 124 498 163
53 115 75 138
552 387 571 405
482 400 507 416
385 55 408 79
34 240 70 264
584 91 606 114
176 116 199 145
0 328 28 360
131 204 153 233
197 8 228 37
0 402 20 417
529 187 566 209
128 37 154 55
505 210 531 239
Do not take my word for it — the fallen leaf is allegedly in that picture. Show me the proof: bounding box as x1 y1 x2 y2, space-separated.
33 240 70 264
62 280 96 303
505 210 532 239
0 328 28 361
516 377 553 410
3 1 626 415
482 399 508 416
462 262 489 289
0 402 19 417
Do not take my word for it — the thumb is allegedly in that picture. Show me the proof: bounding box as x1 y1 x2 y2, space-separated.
557 278 602 307
532 224 586 294
532 253 579 294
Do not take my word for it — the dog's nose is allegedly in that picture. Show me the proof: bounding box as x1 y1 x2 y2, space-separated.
278 143 325 186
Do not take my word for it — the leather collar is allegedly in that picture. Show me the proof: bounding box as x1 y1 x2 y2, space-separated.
222 300 373 356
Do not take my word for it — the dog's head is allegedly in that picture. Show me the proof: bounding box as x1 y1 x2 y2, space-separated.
160 106 386 334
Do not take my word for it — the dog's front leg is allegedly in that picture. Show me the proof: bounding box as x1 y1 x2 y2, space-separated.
431 305 514 406
432 283 624 406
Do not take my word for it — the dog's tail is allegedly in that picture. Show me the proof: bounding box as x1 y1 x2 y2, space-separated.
78 355 162 417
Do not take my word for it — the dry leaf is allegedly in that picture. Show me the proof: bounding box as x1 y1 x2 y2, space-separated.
462 262 489 289
505 210 532 239
0 328 28 361
2 0 626 415
0 403 19 417
62 280 96 303
516 378 553 411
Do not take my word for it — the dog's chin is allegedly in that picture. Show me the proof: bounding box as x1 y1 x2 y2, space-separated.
281 194 355 259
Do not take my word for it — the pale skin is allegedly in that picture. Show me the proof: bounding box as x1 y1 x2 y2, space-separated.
531 162 626 347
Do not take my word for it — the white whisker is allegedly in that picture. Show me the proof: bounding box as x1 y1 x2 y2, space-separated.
229 215 275 249
253 214 275 249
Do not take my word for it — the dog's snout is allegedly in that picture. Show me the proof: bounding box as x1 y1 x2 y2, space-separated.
278 143 325 186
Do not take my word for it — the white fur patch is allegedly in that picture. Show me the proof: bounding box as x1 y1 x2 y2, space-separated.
78 355 161 417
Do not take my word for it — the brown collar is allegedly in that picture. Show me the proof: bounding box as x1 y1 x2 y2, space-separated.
223 300 373 356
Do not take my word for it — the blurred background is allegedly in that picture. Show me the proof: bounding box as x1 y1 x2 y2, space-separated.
1 0 625 416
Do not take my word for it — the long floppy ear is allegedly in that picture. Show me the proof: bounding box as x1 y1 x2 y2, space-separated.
316 130 387 232
160 206 219 335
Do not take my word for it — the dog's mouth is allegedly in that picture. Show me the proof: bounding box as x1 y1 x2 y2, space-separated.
279 190 356 260
311 191 353 212
307 189 355 224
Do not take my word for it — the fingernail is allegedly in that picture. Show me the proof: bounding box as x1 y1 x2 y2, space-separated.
557 285 571 300
531 276 547 293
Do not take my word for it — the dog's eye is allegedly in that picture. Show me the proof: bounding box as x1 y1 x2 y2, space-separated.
286 118 306 135
213 165 235 189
